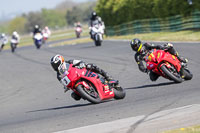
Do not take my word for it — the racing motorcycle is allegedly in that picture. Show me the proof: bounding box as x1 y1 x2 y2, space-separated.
91 22 104 46
145 49 193 83
0 38 8 52
42 32 49 43
10 38 18 53
75 26 82 38
33 33 43 49
59 63 126 104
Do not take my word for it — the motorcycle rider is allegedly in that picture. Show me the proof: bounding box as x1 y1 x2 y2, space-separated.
33 25 42 36
130 38 188 81
75 22 82 28
89 11 105 39
50 54 113 101
0 33 8 51
42 26 51 37
11 31 20 44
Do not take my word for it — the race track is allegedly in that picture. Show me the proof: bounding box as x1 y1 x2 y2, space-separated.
0 40 200 133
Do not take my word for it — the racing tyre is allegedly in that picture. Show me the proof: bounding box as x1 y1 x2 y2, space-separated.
183 68 193 80
95 40 101 46
160 65 183 83
76 84 101 104
11 43 16 53
113 86 126 99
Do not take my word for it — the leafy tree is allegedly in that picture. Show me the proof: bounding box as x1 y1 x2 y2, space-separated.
66 7 83 25
95 0 200 26
41 8 67 28
23 11 45 32
8 16 27 34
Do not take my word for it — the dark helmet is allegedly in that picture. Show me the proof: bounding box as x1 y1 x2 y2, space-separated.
91 11 97 19
130 38 142 52
50 54 65 71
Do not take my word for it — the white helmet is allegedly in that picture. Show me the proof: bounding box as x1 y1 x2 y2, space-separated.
1 33 5 37
13 31 17 36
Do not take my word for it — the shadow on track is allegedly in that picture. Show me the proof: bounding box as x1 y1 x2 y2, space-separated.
125 82 176 90
27 99 114 113
27 103 93 113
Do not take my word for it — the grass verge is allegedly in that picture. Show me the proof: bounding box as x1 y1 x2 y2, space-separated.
2 30 200 51
106 30 200 42
162 125 200 133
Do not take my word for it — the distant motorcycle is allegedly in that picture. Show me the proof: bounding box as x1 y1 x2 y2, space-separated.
34 33 43 49
0 38 8 52
10 39 18 53
145 49 193 83
59 63 125 104
42 32 49 43
91 23 104 46
75 27 82 38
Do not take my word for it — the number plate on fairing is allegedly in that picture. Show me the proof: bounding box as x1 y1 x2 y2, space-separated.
61 76 71 86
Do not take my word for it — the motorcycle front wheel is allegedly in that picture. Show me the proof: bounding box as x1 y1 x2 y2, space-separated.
183 68 193 80
160 65 183 83
113 86 126 99
11 43 16 53
95 40 101 46
76 84 101 104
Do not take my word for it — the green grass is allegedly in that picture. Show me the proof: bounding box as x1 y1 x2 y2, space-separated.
3 30 200 50
106 30 200 42
162 125 200 133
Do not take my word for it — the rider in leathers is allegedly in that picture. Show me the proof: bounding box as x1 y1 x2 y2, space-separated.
130 38 188 81
33 25 42 36
89 11 105 39
50 55 112 101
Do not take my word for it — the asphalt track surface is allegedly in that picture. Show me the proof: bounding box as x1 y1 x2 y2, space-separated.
0 40 200 133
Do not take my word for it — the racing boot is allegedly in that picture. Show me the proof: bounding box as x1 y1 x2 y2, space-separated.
178 57 188 78
71 92 81 101
177 56 188 63
149 71 159 81
101 70 119 85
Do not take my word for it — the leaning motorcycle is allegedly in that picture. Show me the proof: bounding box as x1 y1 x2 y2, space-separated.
10 39 18 53
145 49 193 83
59 64 126 104
91 23 104 46
33 33 43 49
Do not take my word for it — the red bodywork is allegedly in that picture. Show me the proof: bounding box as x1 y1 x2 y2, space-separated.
145 49 182 78
61 64 114 100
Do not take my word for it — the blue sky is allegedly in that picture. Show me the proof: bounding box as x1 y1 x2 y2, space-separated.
0 0 92 19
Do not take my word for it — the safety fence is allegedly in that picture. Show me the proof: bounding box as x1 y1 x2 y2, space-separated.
106 11 200 36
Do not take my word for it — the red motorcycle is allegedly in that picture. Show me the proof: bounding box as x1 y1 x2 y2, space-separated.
60 64 125 104
145 49 193 83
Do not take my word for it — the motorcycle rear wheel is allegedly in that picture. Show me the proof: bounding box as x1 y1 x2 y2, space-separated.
160 65 183 83
76 84 101 104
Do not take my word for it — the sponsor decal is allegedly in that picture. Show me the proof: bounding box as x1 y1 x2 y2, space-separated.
150 64 154 68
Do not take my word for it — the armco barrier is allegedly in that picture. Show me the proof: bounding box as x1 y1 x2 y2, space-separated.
106 11 200 36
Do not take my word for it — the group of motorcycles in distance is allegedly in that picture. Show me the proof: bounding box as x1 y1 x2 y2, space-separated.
33 26 51 49
74 21 105 46
0 32 19 53
0 27 51 53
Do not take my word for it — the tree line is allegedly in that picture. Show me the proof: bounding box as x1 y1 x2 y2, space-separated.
0 1 96 34
95 0 200 26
